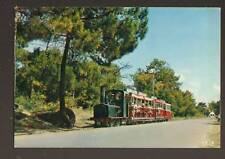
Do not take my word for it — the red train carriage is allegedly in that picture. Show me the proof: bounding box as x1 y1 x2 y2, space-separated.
126 91 172 122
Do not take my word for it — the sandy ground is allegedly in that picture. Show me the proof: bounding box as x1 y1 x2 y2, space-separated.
200 119 220 148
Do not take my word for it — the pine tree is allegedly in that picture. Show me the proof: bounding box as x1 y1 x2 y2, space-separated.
15 7 149 127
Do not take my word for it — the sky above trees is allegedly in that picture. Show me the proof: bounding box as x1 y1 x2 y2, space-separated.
115 7 220 104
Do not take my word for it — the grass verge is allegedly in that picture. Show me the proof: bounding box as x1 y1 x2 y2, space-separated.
200 120 220 148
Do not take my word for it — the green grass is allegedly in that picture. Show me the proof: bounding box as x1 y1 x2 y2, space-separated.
205 122 220 148
199 120 220 148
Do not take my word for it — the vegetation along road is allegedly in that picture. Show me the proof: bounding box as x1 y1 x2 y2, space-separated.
15 118 219 148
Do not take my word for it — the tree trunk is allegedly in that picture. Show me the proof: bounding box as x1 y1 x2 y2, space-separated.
58 33 76 128
28 78 33 99
59 34 71 113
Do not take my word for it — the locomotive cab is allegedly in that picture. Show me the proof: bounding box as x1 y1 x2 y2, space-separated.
105 90 127 117
93 89 127 126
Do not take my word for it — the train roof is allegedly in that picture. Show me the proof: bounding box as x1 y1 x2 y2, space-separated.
130 93 153 101
153 99 171 106
126 91 171 106
108 88 171 106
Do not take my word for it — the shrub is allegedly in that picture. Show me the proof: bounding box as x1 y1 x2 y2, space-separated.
15 93 58 113
65 96 76 108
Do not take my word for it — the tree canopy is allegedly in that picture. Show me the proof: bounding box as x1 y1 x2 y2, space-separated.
15 7 149 127
16 7 148 64
133 59 198 117
208 100 220 115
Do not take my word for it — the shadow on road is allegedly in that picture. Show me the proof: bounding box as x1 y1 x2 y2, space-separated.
76 124 94 128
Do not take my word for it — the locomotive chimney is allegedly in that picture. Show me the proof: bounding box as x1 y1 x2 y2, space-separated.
100 85 107 104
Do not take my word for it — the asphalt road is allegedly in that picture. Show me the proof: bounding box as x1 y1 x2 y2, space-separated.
14 118 215 148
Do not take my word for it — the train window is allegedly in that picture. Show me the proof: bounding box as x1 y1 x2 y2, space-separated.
136 99 138 105
139 99 142 105
142 99 145 106
166 105 171 111
106 91 123 105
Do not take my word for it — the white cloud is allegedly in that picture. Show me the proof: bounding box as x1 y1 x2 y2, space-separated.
183 80 203 102
178 73 186 83
178 72 220 103
176 69 218 103
211 83 220 102
213 83 220 92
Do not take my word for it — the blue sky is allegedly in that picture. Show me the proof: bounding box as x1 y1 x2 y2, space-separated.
115 7 220 104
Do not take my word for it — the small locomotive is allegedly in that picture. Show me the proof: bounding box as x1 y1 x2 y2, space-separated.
93 87 172 127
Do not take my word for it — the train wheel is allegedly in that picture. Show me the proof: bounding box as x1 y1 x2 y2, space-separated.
115 120 120 127
104 120 110 127
107 120 114 127
112 120 119 127
126 119 132 125
94 120 101 128
109 121 114 127
111 121 115 127
119 120 122 126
